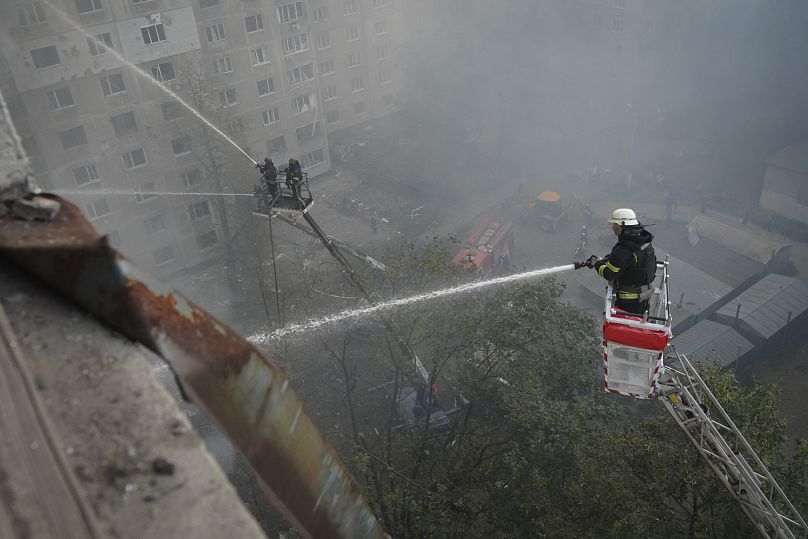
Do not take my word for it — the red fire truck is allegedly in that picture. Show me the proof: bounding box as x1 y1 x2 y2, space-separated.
451 216 514 279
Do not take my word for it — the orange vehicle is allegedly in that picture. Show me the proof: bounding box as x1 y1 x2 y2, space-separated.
451 216 514 279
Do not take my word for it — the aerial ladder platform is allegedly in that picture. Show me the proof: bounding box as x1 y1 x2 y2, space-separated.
590 256 808 538
251 168 431 385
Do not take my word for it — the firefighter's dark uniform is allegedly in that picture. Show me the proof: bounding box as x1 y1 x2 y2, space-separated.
286 159 303 201
262 159 278 200
594 227 656 315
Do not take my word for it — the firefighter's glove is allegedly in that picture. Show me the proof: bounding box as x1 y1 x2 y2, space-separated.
575 255 600 269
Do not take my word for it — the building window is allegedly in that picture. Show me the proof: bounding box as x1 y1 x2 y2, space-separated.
46 87 75 111
144 212 166 232
110 111 137 136
73 163 99 186
199 0 218 8
245 14 263 33
282 33 309 55
296 121 321 143
316 32 331 50
213 55 232 74
374 20 387 35
351 76 364 92
162 101 184 121
31 46 60 69
251 46 270 65
287 63 314 85
379 69 391 85
313 6 328 22
18 3 47 27
150 62 176 82
353 101 366 114
319 59 334 75
135 182 157 203
59 125 88 150
266 135 286 154
188 200 211 221
87 32 113 55
205 23 226 43
277 2 304 23
614 0 626 8
183 169 202 187
197 230 217 251
382 93 394 107
100 73 126 95
322 84 337 101
372 0 385 8
171 136 192 156
122 148 147 169
377 44 390 60
344 0 357 15
291 94 314 113
301 148 324 168
141 23 166 45
85 198 111 220
257 78 275 96
226 117 244 137
219 88 237 106
75 0 103 14
263 107 280 125
346 25 359 42
326 109 339 124
612 15 624 32
153 246 175 265
348 52 361 67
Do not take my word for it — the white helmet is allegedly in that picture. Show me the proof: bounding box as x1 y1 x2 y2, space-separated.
607 208 639 226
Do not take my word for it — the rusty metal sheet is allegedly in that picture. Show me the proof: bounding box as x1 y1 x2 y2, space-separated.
0 195 387 539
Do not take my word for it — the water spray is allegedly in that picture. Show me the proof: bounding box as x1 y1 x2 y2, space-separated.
42 0 257 166
52 189 256 198
249 264 576 343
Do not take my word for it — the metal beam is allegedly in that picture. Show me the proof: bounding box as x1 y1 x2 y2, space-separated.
0 196 388 539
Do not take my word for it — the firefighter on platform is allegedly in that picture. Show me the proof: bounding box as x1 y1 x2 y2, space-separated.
286 158 303 201
259 158 278 201
580 208 656 315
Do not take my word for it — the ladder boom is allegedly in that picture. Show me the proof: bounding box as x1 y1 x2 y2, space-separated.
658 349 808 539
298 211 430 383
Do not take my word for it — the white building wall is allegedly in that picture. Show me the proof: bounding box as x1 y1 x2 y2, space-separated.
760 165 808 224
115 7 201 64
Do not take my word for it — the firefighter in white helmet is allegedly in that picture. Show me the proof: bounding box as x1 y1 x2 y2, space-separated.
586 208 656 315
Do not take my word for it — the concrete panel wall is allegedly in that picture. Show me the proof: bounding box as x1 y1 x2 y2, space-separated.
115 7 202 64
3 7 200 93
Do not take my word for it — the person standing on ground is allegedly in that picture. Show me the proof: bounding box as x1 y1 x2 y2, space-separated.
663 188 676 227
696 180 706 213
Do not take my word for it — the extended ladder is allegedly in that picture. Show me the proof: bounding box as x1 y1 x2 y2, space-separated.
657 349 808 538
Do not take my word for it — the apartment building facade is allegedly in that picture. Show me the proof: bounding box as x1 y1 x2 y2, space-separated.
0 0 424 278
